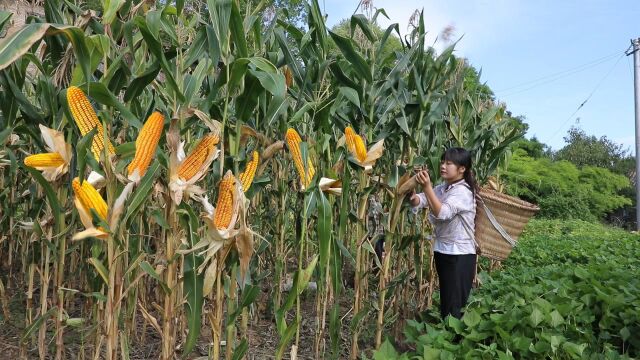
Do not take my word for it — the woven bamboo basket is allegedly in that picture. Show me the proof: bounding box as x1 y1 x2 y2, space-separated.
475 188 540 261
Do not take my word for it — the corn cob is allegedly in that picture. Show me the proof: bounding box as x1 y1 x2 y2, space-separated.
24 153 65 168
72 177 108 221
285 128 315 188
177 134 220 181
284 65 293 88
128 111 164 177
239 151 259 191
67 86 115 160
345 126 367 163
214 172 235 230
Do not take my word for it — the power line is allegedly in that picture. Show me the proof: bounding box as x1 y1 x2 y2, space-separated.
496 51 624 96
544 51 626 145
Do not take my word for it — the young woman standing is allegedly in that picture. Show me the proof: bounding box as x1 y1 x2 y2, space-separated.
409 147 477 320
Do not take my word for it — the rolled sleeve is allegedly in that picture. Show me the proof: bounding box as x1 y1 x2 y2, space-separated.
411 193 428 214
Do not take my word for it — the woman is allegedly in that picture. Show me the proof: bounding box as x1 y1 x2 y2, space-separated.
409 147 477 320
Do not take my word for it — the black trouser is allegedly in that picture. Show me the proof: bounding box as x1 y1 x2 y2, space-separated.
433 252 476 319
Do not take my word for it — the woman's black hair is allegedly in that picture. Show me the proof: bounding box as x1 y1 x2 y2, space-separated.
441 147 478 194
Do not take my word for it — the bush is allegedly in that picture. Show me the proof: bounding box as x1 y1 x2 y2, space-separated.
374 219 640 359
503 149 631 221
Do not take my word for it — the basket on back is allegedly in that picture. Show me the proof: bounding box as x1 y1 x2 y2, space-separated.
475 188 540 261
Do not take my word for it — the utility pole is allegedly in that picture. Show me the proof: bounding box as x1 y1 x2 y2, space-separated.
629 38 640 230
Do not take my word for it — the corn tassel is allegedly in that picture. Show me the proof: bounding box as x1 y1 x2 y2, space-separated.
285 128 315 188
67 86 116 160
24 153 65 168
72 177 108 221
345 126 367 163
128 112 164 177
178 134 220 181
239 151 259 191
214 172 235 230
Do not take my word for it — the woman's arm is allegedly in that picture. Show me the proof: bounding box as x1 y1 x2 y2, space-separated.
416 170 442 216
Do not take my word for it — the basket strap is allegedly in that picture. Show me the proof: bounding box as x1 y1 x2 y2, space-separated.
477 196 517 247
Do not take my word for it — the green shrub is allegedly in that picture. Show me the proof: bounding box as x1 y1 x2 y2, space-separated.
375 219 640 359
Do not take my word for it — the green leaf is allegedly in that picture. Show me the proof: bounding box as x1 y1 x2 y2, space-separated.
275 318 298 359
446 315 464 334
22 166 63 224
179 202 204 356
88 257 109 285
0 24 49 71
423 346 441 360
317 189 332 280
206 0 232 61
530 308 543 327
84 82 142 128
549 310 564 327
75 127 98 179
21 307 58 343
124 61 160 102
0 11 12 34
339 87 360 108
140 261 170 293
463 309 481 328
229 0 248 58
122 162 161 225
373 339 399 360
328 31 372 82
231 339 248 360
102 0 125 25
350 14 376 43
134 16 184 102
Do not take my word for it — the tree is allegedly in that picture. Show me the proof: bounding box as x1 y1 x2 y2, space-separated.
503 149 632 221
512 136 550 159
555 126 633 175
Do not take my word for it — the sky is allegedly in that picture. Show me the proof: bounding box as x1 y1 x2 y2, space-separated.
319 0 640 153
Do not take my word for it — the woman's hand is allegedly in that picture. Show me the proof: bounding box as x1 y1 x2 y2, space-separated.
415 170 431 192
408 190 420 206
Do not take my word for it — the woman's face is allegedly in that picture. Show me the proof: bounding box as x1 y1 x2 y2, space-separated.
440 160 465 182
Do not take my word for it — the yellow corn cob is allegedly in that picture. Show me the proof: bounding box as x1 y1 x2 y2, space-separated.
67 86 116 160
24 153 65 168
285 128 315 188
345 127 357 155
214 172 235 230
177 134 220 181
239 151 259 191
128 111 164 177
72 177 108 221
345 126 367 163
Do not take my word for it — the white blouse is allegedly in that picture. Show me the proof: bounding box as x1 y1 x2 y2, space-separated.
412 180 476 255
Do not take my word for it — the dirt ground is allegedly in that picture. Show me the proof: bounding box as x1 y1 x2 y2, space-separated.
0 270 383 360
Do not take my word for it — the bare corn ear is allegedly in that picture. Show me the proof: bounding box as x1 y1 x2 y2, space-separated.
67 86 115 160
214 172 236 230
128 112 164 177
345 126 367 163
178 134 219 181
24 153 65 168
72 177 108 221
239 151 259 192
285 128 315 189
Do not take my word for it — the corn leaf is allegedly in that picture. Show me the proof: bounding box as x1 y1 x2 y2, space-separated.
88 257 109 285
328 31 372 82
122 162 160 225
179 202 204 356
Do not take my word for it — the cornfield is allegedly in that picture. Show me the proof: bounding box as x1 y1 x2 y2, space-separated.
0 1 523 359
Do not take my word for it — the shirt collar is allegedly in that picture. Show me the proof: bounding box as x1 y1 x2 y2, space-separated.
445 179 468 192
